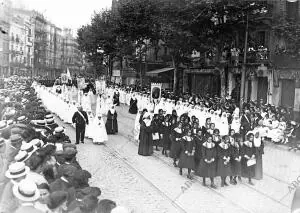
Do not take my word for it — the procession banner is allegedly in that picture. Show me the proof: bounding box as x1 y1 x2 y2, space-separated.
150 83 162 103
77 77 86 90
61 73 68 84
96 80 106 94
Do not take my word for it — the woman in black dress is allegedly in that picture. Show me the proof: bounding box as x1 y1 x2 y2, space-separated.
241 132 256 185
217 135 232 187
178 129 196 179
138 112 153 156
105 105 118 135
128 95 138 114
196 134 217 189
170 122 184 167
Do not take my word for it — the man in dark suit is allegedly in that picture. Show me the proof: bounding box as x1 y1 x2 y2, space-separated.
240 109 252 140
72 106 89 144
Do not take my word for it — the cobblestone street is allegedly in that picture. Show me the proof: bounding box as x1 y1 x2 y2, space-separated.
53 104 299 213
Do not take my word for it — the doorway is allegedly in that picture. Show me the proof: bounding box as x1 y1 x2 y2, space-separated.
281 79 295 109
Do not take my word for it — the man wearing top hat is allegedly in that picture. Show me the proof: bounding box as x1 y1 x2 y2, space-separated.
72 106 89 144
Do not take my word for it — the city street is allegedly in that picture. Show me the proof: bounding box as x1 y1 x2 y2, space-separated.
55 104 297 213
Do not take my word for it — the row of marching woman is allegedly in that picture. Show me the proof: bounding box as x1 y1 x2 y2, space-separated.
102 84 299 189
0 77 129 213
34 83 122 145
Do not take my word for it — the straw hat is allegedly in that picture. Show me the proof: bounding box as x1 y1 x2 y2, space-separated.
17 116 27 122
21 143 37 155
14 150 31 163
54 126 64 134
30 139 44 149
5 162 30 179
12 179 40 202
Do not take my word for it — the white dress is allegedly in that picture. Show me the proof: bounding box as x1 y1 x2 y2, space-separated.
85 114 95 139
92 117 108 143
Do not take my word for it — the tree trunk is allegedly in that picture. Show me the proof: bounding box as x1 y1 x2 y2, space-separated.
120 56 123 85
172 55 177 94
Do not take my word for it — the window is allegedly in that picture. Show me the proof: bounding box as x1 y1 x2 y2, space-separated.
286 0 299 20
257 31 266 46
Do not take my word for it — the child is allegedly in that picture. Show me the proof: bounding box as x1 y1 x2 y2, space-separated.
92 114 108 144
178 129 196 179
230 133 242 185
85 110 94 139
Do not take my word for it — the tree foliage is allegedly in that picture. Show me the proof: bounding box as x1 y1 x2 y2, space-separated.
273 17 300 57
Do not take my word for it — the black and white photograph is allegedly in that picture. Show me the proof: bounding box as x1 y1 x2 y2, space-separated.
0 0 300 212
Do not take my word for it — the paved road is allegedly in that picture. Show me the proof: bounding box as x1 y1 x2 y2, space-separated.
55 104 297 213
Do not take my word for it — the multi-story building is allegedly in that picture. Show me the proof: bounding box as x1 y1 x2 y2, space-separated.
62 28 82 77
0 0 12 77
33 11 47 77
13 8 35 77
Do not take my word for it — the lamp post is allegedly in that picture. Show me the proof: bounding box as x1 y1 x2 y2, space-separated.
239 12 249 109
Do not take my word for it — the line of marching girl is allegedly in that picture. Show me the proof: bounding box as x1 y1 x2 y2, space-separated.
138 112 264 189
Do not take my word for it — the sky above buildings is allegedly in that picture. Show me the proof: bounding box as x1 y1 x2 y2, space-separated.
14 0 112 32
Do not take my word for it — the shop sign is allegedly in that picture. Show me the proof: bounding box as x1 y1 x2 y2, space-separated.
185 68 217 74
279 70 300 80
112 70 120 76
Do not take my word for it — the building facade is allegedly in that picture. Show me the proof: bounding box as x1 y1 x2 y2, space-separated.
0 0 12 77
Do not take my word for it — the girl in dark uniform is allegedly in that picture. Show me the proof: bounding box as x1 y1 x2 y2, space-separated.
230 133 243 185
151 114 160 151
196 134 217 189
212 129 221 146
161 115 172 157
241 132 256 185
170 122 184 167
202 118 211 136
194 129 204 168
191 122 200 136
178 129 196 179
217 135 232 187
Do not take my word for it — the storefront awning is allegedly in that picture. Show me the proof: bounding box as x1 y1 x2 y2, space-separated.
146 67 174 76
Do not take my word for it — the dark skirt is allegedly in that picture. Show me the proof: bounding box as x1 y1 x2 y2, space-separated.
170 140 182 159
230 159 242 176
241 158 255 178
129 104 138 114
105 119 118 135
254 155 263 180
138 138 153 156
196 159 217 178
178 153 195 169
217 159 231 177
162 133 171 150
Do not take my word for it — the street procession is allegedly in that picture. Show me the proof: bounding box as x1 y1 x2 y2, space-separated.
2 0 300 212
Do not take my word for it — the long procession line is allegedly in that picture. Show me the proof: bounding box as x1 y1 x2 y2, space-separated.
119 107 292 186
116 119 254 213
117 111 290 211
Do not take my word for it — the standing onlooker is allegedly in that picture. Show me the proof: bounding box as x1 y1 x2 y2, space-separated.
72 106 89 144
